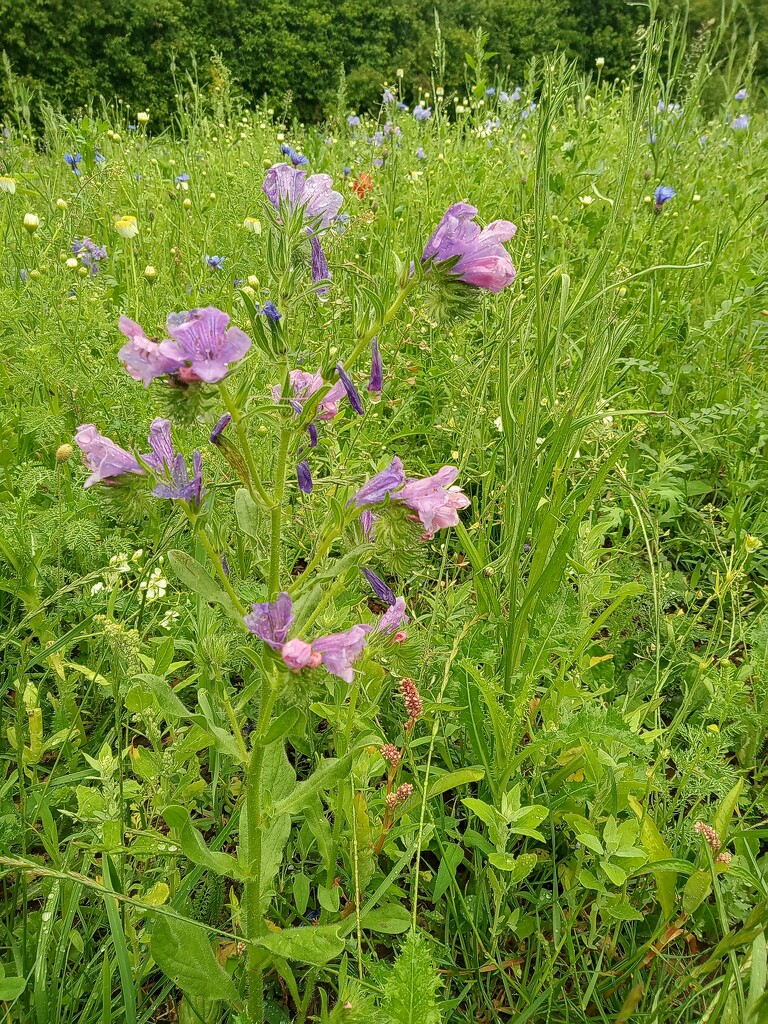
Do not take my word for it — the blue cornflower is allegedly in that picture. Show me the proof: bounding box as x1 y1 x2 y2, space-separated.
280 143 309 166
383 89 395 104
413 104 431 121
347 115 360 128
175 173 190 183
730 113 750 130
64 153 82 175
735 88 748 101
335 211 351 234
259 300 282 322
95 152 106 165
343 166 351 176
205 255 226 269
372 132 384 146
486 87 496 96
654 185 676 210
397 101 408 112
415 147 426 160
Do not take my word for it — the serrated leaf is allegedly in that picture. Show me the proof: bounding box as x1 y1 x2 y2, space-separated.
151 916 239 1004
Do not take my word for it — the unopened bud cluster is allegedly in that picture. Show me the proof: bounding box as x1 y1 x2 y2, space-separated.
694 820 721 854
380 743 401 768
400 678 423 721
385 783 413 809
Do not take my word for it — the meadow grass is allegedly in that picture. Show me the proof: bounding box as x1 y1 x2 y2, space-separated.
1 18 768 1024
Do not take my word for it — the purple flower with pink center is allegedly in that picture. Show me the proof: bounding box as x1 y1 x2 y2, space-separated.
262 163 343 230
396 466 470 537
422 202 517 293
157 307 251 384
142 418 204 506
281 639 322 672
313 625 372 683
74 424 144 487
118 316 186 387
245 592 294 650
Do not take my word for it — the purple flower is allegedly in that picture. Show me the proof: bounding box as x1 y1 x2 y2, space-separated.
118 316 184 386
313 625 372 683
280 144 309 166
272 369 346 420
376 596 409 635
74 424 144 487
347 115 361 127
654 185 676 208
352 457 405 507
415 147 426 160
307 422 318 447
372 132 384 147
309 233 330 288
73 236 107 275
413 105 431 121
245 592 294 650
730 113 750 130
368 337 382 394
360 509 377 539
297 460 313 493
486 87 496 96
343 166 351 176
157 307 251 384
336 364 364 415
257 300 282 322
396 466 470 537
735 88 748 101
281 638 321 672
142 418 204 506
362 568 396 606
205 255 225 270
383 89 395 104
209 413 231 444
397 102 408 112
422 202 517 293
263 163 342 230
64 153 82 175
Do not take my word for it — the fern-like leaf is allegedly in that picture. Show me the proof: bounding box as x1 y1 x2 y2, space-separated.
382 930 442 1024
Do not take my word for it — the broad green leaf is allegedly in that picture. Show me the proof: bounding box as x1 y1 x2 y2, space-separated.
489 852 517 871
163 806 247 880
628 795 676 918
167 550 242 622
0 975 26 1000
126 674 190 720
462 797 503 830
273 755 352 817
576 833 604 855
359 903 412 934
432 844 465 902
254 925 344 966
234 487 264 544
682 869 712 915
151 915 239 1005
510 852 538 884
427 767 485 799
713 779 743 843
262 707 301 746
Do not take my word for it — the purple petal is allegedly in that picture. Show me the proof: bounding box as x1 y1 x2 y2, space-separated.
336 364 364 416
376 596 409 634
245 592 294 650
297 460 313 494
362 568 395 606
313 625 372 683
368 336 382 393
352 457 405 507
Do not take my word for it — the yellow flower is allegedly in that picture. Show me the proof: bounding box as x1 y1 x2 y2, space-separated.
114 215 138 239
745 534 762 554
579 195 594 206
56 198 67 209
0 176 17 194
706 723 720 734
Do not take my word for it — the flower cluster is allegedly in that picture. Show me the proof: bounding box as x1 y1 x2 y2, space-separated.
72 237 108 275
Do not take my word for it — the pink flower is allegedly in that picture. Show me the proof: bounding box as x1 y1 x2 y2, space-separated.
272 368 346 420
422 202 517 293
313 625 372 683
281 638 321 672
395 466 470 537
118 316 184 386
74 424 144 487
376 597 409 635
158 307 251 384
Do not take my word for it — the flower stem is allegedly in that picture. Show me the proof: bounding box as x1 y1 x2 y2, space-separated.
344 278 417 370
217 382 272 507
269 427 290 599
194 524 247 616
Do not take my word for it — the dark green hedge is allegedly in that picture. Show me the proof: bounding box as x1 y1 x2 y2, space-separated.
0 0 763 123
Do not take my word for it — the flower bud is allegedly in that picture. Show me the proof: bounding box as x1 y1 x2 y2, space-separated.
596 57 605 68
23 213 40 231
56 198 67 209
137 111 150 124
56 443 73 462
0 176 17 193
144 265 157 279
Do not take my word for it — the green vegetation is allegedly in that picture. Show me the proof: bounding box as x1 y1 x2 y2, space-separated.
1 14 768 1024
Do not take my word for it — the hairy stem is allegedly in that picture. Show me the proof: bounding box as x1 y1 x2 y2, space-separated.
269 427 290 598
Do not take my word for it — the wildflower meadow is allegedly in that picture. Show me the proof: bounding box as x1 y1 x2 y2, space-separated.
1 18 768 1024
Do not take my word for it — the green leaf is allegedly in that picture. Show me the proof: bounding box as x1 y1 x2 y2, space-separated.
427 767 485 799
262 707 301 746
432 844 465 902
167 550 242 622
359 903 412 934
126 674 190 720
381 930 442 1024
682 869 712 915
0 975 26 1000
627 795 676 918
462 797 502 830
273 755 353 817
713 778 743 843
234 487 264 543
163 806 247 880
576 833 604 855
151 915 239 1005
254 925 344 966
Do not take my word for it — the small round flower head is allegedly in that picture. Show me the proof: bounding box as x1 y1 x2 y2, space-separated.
0 176 17 193
716 850 732 865
23 213 40 231
654 185 676 206
694 821 721 854
380 744 401 769
395 783 413 804
400 678 423 720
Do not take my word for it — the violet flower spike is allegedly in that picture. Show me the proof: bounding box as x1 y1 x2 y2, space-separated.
376 596 410 635
158 306 251 384
351 457 405 507
313 625 372 684
309 233 331 290
209 413 232 444
336 363 364 415
297 460 314 494
422 202 517 293
362 568 396 607
142 418 205 506
74 424 144 488
245 592 294 650
368 337 383 393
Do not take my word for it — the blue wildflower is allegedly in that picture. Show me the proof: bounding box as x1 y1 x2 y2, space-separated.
383 89 395 104
258 300 282 322
209 413 231 444
372 132 384 146
343 166 351 176
280 143 309 166
95 152 106 165
347 115 360 128
735 88 748 101
397 101 408 112
730 113 750 130
413 104 431 121
362 568 395 607
415 147 426 160
205 255 225 270
175 173 190 183
654 185 676 212
486 87 496 96
64 153 82 175
336 363 364 415
297 460 313 494
143 418 204 507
